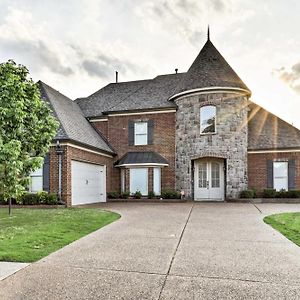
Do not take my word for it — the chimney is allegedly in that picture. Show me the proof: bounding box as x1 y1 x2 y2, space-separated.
175 68 178 74
115 71 118 83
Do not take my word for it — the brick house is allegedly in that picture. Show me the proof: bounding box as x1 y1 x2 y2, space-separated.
31 35 300 206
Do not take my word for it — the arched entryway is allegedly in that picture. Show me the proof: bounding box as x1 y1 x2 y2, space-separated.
194 157 225 201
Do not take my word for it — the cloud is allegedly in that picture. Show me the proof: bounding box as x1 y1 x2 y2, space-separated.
274 62 300 94
135 0 229 47
0 8 74 76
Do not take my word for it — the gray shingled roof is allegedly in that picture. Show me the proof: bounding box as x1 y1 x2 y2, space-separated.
115 152 169 166
75 79 151 118
248 102 300 150
106 74 183 113
172 39 250 97
76 74 184 118
39 81 114 154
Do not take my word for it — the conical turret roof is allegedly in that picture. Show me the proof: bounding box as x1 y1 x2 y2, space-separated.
171 39 250 99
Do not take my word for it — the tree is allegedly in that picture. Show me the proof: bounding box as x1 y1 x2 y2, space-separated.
0 60 58 215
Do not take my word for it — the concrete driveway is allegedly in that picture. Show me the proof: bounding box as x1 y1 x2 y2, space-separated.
1 202 300 299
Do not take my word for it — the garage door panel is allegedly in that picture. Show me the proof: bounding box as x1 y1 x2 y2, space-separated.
71 160 106 205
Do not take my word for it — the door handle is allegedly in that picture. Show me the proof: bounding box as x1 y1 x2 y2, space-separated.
206 181 209 189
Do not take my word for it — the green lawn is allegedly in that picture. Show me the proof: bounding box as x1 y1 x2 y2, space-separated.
264 212 300 247
0 208 120 262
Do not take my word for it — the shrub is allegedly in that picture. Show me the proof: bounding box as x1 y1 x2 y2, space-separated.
0 194 5 205
161 190 180 199
37 191 48 204
120 191 130 199
240 189 256 198
21 193 39 205
286 190 300 198
107 191 120 199
134 190 142 199
276 189 288 198
148 191 155 199
263 189 277 198
45 193 59 205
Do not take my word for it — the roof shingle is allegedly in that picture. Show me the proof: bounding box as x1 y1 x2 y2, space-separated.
39 81 114 154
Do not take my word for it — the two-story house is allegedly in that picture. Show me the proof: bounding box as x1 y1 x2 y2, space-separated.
33 34 300 206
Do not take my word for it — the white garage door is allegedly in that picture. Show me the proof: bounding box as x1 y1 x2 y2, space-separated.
71 160 106 205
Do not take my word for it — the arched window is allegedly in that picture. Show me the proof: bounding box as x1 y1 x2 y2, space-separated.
200 105 216 134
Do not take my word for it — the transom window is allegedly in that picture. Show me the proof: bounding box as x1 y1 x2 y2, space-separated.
273 162 288 191
134 122 148 145
200 105 216 134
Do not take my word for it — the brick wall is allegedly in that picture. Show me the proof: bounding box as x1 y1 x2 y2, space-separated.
92 112 176 192
248 152 300 193
49 145 113 206
92 120 108 138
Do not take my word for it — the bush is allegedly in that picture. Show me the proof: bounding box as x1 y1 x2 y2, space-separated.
286 190 300 198
161 190 180 199
45 193 59 205
276 189 288 198
134 190 142 199
107 191 120 199
0 194 5 205
120 191 130 199
148 191 155 199
263 189 277 198
240 189 256 198
21 193 39 205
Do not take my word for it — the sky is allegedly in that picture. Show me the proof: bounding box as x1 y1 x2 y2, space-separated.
0 0 300 128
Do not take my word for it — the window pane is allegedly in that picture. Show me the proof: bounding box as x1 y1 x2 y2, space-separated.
273 162 288 191
198 162 207 188
135 122 147 134
211 162 220 188
153 168 161 195
130 168 148 195
135 134 148 145
31 176 43 192
30 167 43 176
200 106 216 134
134 122 148 145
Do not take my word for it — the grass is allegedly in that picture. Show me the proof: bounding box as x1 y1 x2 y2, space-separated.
264 212 300 247
0 208 120 262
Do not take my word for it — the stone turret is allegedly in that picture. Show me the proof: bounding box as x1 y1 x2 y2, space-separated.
171 35 251 200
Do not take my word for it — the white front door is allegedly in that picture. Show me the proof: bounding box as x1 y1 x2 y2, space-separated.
71 160 106 205
194 159 224 201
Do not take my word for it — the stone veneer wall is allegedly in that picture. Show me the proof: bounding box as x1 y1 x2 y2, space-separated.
175 92 249 199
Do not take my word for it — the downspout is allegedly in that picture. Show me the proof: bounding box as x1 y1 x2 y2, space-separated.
55 141 65 205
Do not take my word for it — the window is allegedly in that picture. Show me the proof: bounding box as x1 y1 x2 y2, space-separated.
29 167 43 192
134 122 148 145
121 169 125 193
273 162 288 191
198 162 207 188
200 105 216 134
211 162 220 188
153 168 161 195
130 168 148 195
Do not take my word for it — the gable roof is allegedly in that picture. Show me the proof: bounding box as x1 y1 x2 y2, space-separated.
39 81 114 154
171 39 250 99
76 74 183 118
248 101 300 150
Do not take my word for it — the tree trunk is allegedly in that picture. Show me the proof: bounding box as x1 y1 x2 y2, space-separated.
8 198 12 216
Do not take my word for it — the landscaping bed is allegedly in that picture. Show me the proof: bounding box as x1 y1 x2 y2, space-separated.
264 212 300 247
0 208 120 262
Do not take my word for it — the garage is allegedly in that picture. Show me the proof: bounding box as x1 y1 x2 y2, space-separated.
71 160 106 205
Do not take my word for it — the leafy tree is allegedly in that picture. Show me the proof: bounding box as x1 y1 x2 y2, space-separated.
0 60 58 215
